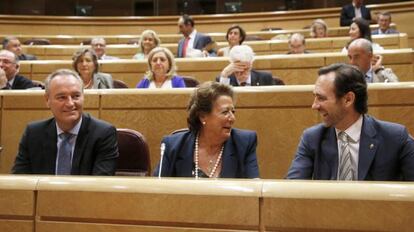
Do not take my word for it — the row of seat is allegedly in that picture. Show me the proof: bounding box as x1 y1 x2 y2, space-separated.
18 48 414 87
20 33 408 59
1 84 414 178
0 24 395 45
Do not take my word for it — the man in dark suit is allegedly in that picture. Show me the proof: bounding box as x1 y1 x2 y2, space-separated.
287 33 310 54
371 12 399 35
2 36 37 60
287 63 414 181
177 14 215 58
12 69 119 175
0 50 34 89
340 0 372 26
216 45 275 86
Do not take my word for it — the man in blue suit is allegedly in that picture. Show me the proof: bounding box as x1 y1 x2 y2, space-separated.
287 63 414 181
177 14 215 58
371 12 399 35
340 0 372 26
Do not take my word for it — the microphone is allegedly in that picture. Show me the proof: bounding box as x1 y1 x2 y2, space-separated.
158 143 166 178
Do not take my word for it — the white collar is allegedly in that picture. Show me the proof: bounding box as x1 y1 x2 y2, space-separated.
335 115 363 143
188 29 197 39
56 117 83 136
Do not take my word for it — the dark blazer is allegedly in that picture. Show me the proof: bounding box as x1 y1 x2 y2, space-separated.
371 28 399 35
340 4 372 26
216 69 275 86
177 32 215 58
153 129 259 178
12 113 119 175
11 75 34 89
286 115 414 181
18 53 37 61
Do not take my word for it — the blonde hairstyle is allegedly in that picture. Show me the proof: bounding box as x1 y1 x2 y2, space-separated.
139 30 161 54
146 47 177 81
310 19 328 38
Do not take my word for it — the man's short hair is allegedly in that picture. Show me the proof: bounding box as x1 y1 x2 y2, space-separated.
91 37 106 45
288 33 306 45
229 45 255 63
180 14 194 27
0 49 19 63
378 11 392 21
348 38 373 54
318 63 368 114
44 69 84 95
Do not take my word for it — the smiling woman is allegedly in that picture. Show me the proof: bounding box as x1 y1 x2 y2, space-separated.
72 48 114 89
153 81 260 178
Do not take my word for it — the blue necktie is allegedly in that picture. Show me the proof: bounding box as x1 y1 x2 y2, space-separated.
6 82 11 89
56 133 73 175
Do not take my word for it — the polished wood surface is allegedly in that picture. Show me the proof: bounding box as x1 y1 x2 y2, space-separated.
0 24 396 45
20 33 408 60
17 48 414 88
1 83 414 179
1 175 414 231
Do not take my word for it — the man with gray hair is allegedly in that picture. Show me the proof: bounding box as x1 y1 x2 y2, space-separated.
12 69 118 175
347 38 398 83
217 45 274 86
287 33 309 54
2 36 37 60
90 37 119 60
0 49 34 89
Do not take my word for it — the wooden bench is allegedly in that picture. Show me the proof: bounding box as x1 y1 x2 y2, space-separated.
21 33 409 60
18 49 414 88
1 83 414 178
1 175 414 231
0 24 396 45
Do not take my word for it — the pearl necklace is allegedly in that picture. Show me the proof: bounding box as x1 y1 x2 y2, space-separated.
194 134 224 178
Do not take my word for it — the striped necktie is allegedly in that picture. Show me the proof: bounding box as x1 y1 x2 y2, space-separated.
338 131 354 180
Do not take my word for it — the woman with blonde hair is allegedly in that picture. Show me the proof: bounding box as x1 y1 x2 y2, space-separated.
136 47 186 88
133 30 161 60
310 19 328 38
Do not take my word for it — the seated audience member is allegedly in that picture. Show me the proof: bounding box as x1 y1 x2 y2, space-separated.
72 48 114 89
0 50 34 89
348 38 398 83
154 81 259 178
0 68 7 89
286 63 414 181
2 36 37 60
12 69 119 175
217 25 246 57
340 0 372 26
372 12 399 35
287 33 309 54
310 19 328 38
90 37 119 60
133 30 161 60
136 47 185 88
342 18 383 53
217 45 274 86
177 14 216 58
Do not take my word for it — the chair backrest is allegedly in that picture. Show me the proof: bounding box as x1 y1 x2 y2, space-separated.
31 80 45 89
273 76 285 85
116 128 151 176
181 76 200 87
113 79 128 88
23 38 51 45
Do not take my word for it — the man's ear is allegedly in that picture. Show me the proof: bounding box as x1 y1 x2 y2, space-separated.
344 91 355 107
44 92 50 108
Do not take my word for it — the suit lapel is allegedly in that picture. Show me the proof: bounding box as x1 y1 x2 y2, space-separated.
193 33 200 49
319 127 339 179
250 70 259 86
175 133 196 176
44 120 58 174
220 136 236 178
178 39 184 57
72 114 90 174
358 116 378 180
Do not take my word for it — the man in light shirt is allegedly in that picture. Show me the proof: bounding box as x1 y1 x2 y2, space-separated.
340 0 372 26
90 37 119 60
287 63 414 181
347 38 398 83
372 12 399 35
